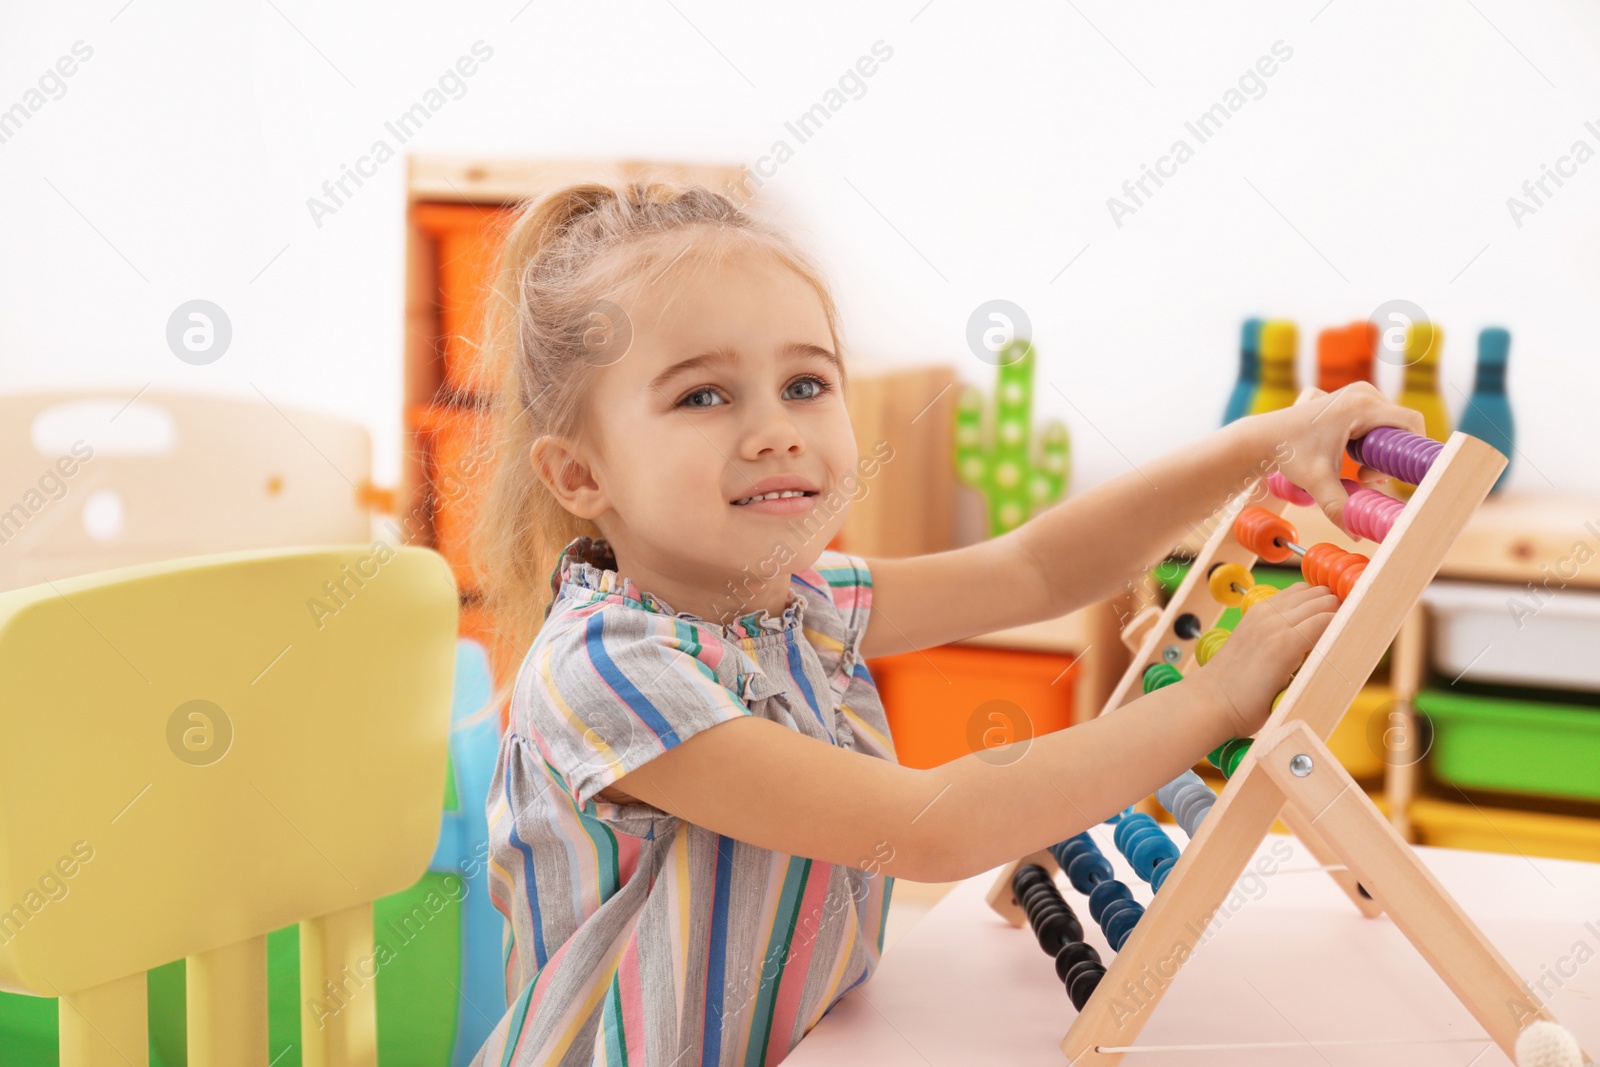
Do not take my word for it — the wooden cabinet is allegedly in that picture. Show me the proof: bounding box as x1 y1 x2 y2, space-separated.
1387 490 1600 856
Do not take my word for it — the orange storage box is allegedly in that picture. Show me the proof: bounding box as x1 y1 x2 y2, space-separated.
412 202 518 397
412 403 496 595
867 644 1077 770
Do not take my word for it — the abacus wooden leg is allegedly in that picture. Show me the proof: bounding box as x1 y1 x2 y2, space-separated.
1276 803 1384 919
1059 768 1290 1065
1258 721 1592 1065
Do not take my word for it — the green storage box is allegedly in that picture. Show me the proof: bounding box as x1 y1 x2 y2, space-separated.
1415 686 1600 803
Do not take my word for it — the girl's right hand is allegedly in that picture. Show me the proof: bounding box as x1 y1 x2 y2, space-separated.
1191 582 1341 741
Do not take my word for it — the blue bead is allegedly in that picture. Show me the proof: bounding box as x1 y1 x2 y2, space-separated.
1128 837 1160 881
1113 814 1156 853
1130 834 1180 882
1122 825 1160 861
1067 852 1113 895
1099 896 1139 929
1088 879 1131 923
1103 901 1145 950
1149 858 1177 893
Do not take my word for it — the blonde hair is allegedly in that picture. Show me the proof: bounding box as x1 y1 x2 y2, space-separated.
470 178 849 716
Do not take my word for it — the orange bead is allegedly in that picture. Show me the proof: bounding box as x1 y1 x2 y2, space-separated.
1302 543 1370 601
1233 507 1298 564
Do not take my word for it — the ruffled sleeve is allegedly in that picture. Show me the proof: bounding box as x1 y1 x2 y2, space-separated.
519 602 755 817
800 550 875 697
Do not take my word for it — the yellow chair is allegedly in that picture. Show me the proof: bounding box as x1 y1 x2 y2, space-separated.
0 543 459 1066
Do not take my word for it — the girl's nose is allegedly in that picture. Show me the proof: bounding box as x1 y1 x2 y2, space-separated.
741 399 805 458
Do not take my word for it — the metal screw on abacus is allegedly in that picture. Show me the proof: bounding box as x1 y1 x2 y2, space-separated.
1289 753 1313 777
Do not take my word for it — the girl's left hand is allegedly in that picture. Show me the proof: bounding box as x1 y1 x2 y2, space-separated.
1253 382 1426 534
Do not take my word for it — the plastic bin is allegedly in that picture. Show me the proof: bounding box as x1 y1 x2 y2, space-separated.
1420 579 1600 690
1414 686 1600 803
1410 796 1600 862
868 645 1076 769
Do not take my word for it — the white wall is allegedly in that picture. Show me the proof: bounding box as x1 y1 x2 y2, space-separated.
3 1 1596 497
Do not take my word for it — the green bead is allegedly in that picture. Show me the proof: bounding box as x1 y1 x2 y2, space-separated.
1220 738 1253 778
1142 662 1183 694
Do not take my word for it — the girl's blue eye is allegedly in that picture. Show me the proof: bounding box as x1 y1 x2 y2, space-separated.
679 388 725 408
676 375 832 409
785 374 832 401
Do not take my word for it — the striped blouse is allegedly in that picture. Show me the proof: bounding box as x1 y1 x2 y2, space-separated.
470 536 899 1067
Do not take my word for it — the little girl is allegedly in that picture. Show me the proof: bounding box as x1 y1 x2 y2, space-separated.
465 180 1424 1066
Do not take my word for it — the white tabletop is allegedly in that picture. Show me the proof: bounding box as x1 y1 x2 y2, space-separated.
788 832 1599 1066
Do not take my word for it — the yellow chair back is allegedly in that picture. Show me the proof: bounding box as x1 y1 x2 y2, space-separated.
0 544 459 1066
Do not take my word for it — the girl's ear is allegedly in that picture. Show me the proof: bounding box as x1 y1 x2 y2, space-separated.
530 435 609 520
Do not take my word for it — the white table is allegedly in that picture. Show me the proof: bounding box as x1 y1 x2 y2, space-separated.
789 832 1599 1066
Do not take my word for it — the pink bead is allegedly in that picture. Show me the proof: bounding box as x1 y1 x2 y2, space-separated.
1344 488 1406 542
1267 471 1313 506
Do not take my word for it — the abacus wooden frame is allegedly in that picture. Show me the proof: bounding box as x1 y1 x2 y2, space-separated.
983 413 1590 1065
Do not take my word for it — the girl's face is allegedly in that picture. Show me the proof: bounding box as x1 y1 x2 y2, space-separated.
570 238 859 621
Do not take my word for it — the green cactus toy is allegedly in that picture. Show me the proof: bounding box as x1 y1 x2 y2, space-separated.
954 339 1070 536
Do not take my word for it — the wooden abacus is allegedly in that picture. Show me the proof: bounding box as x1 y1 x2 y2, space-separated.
984 391 1592 1065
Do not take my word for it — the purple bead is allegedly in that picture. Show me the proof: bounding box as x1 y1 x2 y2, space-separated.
1348 426 1443 486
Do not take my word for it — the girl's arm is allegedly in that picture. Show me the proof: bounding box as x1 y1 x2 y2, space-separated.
858 414 1272 659
858 384 1423 660
597 584 1337 883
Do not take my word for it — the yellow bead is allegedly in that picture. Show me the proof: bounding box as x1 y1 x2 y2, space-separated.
1195 627 1230 666
1208 563 1254 607
1240 584 1280 614
1271 688 1287 710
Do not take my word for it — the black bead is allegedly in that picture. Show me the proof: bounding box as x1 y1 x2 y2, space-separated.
1012 864 1050 893
1028 900 1068 939
1053 940 1101 983
1024 895 1063 929
1035 908 1084 955
1022 884 1061 919
1065 960 1106 1010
